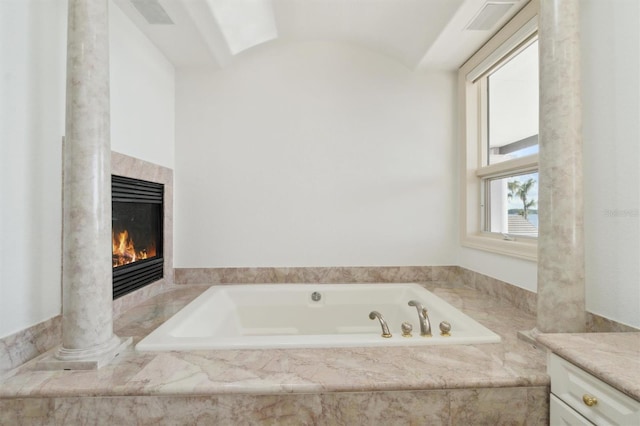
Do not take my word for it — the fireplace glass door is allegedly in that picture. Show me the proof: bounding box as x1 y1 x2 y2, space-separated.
112 175 163 299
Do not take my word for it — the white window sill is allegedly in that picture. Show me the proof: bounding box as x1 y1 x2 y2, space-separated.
461 233 537 261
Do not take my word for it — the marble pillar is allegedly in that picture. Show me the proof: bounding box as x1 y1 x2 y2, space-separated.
47 0 130 369
536 0 586 332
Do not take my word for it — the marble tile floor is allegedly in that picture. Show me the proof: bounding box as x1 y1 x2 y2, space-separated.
0 281 550 424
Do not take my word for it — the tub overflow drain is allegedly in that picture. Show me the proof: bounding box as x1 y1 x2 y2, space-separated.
311 291 322 302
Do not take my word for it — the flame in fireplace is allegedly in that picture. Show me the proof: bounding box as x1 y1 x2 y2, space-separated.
112 230 156 267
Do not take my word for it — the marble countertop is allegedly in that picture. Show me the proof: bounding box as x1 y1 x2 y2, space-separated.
0 282 549 398
536 332 640 401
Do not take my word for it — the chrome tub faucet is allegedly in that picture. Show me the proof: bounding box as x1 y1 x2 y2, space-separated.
369 311 392 338
408 300 432 337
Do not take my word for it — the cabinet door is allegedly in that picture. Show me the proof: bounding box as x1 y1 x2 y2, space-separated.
550 394 594 425
548 354 640 425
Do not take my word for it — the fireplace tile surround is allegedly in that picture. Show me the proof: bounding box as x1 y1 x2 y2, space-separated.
111 152 174 317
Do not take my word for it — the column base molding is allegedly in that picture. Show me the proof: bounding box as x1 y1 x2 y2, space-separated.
35 336 132 371
517 328 542 346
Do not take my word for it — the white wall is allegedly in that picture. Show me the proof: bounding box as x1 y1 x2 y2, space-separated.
0 0 175 339
582 0 640 328
110 2 175 169
175 41 457 267
0 0 67 339
458 248 537 291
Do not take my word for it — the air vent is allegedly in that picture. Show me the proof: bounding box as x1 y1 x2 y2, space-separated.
466 2 515 31
130 0 174 25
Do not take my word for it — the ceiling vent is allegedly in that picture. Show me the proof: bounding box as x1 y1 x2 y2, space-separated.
466 1 516 31
130 0 175 25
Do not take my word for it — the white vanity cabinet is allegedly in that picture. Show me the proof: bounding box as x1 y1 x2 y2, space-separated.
548 353 640 425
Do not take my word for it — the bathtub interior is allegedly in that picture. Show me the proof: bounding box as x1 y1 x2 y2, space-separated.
136 284 502 350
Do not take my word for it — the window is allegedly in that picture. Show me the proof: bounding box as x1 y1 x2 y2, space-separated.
459 1 539 260
484 171 538 236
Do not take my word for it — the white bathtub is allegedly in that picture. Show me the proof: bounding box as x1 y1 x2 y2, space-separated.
136 283 501 351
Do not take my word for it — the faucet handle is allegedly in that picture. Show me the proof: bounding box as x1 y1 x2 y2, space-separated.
401 322 413 337
439 321 451 336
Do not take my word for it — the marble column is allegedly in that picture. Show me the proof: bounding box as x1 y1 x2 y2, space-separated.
48 0 130 369
536 0 586 332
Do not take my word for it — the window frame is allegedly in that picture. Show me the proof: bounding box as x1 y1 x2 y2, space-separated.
458 0 539 261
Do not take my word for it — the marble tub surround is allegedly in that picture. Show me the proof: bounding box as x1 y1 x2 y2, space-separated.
0 281 549 424
0 317 61 379
537 0 586 333
587 312 640 333
111 151 174 318
56 0 129 369
1 387 549 425
455 267 537 316
536 332 640 401
176 265 538 316
113 279 167 320
174 265 437 285
0 266 520 376
5 265 632 377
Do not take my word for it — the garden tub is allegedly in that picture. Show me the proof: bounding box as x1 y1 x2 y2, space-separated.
136 283 501 351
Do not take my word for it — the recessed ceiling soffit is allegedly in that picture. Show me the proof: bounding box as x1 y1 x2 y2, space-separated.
114 0 529 70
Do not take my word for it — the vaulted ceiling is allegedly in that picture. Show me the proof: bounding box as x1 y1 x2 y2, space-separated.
113 0 529 70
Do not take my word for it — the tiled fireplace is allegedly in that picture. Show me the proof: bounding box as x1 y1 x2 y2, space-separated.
111 152 174 317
